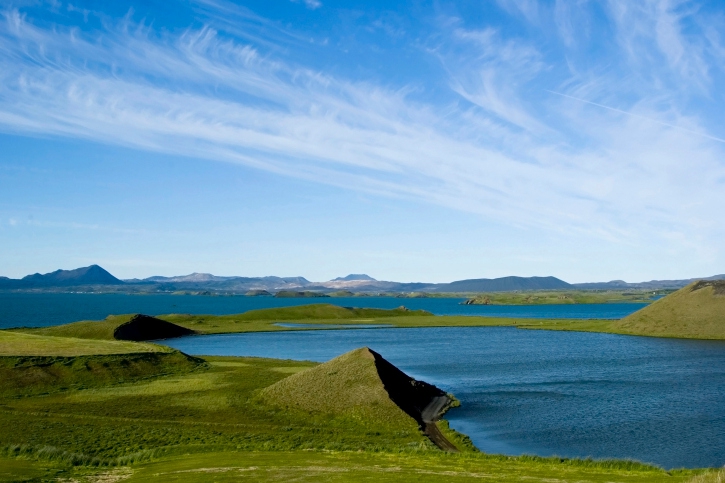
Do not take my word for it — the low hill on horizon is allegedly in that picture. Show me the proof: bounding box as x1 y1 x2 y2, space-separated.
573 274 725 290
611 280 725 339
331 274 377 282
433 275 571 292
0 265 123 288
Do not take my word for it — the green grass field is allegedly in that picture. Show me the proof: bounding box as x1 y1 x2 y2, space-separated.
0 344 709 483
1 287 723 481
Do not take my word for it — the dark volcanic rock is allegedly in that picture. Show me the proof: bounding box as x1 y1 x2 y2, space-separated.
113 314 195 341
368 348 447 427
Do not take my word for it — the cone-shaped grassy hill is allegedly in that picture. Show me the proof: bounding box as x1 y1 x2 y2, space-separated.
260 347 457 450
612 280 725 339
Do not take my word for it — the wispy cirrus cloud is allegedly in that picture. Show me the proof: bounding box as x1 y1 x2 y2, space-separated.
289 0 322 11
0 0 724 263
605 0 719 92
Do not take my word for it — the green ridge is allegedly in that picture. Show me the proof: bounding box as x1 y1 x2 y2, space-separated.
611 281 725 339
261 348 415 427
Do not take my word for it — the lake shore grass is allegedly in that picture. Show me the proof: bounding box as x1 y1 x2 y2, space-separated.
13 298 725 341
14 303 617 338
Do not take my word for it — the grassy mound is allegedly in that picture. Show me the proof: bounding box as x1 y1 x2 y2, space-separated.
260 347 450 432
612 281 725 339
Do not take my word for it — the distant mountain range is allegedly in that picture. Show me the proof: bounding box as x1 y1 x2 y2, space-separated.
0 265 123 288
571 275 725 290
332 274 376 282
0 265 723 293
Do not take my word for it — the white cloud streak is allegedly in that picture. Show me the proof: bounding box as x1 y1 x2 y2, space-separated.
0 2 724 259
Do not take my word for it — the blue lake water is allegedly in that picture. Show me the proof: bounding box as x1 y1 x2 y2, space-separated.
0 292 646 328
164 327 725 469
274 323 392 329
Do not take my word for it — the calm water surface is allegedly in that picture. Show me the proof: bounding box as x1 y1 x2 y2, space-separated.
165 327 725 469
0 293 645 328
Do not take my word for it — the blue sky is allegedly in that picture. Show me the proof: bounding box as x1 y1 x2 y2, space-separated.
1 0 724 282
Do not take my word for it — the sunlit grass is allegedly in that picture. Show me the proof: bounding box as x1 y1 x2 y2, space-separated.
0 330 165 356
687 468 725 483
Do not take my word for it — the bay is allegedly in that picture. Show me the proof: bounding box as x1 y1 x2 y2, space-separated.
164 327 725 469
0 292 646 329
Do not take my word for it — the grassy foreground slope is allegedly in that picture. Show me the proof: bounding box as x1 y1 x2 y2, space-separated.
608 281 725 339
0 330 205 397
0 330 165 356
90 451 701 483
0 341 708 482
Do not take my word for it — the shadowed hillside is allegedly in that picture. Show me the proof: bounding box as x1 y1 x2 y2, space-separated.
612 280 725 339
113 314 196 341
0 351 205 397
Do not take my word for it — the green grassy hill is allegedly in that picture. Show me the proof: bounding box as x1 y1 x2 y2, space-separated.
611 280 725 339
261 347 461 451
261 348 416 426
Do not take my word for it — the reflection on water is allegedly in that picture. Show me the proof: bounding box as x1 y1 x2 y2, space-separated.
165 327 725 469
